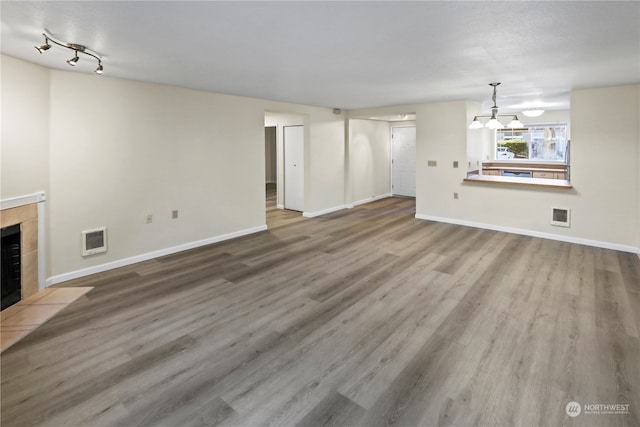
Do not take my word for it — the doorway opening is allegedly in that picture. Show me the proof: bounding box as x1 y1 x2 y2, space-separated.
265 126 277 214
264 112 305 227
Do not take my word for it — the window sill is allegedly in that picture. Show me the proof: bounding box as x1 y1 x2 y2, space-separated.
464 174 572 189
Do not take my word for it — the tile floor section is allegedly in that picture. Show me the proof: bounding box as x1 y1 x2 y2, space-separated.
0 287 93 352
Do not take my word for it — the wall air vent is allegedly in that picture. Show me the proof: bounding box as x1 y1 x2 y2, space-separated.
551 208 570 227
82 227 107 256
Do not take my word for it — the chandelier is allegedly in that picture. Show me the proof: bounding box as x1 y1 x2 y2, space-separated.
469 83 523 129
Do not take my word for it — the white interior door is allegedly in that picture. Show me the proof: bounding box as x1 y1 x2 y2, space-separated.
284 125 304 211
392 126 416 197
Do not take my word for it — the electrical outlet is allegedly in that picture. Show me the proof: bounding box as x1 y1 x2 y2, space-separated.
428 160 437 167
146 214 153 224
453 161 459 168
172 210 179 219
454 192 459 199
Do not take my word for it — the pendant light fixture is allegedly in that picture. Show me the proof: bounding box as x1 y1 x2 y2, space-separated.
34 31 104 75
469 83 523 129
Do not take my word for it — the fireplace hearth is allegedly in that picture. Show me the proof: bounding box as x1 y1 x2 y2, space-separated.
1 224 22 310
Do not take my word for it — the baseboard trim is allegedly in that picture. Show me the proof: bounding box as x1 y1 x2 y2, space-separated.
46 225 268 286
415 214 639 254
303 205 347 218
352 193 392 207
276 204 284 210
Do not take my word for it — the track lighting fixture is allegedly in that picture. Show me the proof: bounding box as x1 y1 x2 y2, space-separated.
34 31 104 75
469 83 523 129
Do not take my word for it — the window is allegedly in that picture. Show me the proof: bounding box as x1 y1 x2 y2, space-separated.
464 121 572 188
496 124 568 162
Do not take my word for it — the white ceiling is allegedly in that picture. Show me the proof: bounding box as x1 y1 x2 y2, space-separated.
2 1 639 112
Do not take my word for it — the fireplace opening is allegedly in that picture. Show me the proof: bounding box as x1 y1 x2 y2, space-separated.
1 224 21 310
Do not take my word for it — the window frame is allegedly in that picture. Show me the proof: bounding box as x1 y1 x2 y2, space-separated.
494 122 569 163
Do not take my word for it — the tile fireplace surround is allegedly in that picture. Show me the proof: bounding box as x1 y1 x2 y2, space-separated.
1 196 42 305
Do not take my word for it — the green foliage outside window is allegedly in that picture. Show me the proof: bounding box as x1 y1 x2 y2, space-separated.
498 140 528 158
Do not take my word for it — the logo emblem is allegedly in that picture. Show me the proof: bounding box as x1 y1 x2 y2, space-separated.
566 401 581 417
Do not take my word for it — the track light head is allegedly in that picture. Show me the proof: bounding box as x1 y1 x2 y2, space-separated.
95 62 103 75
67 52 79 66
35 42 51 53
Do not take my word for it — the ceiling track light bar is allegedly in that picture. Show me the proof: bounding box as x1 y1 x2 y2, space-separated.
35 32 103 75
469 82 523 129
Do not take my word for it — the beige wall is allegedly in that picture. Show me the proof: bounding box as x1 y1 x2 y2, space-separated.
415 92 638 250
3 54 637 284
1 55 50 199
351 86 640 252
349 119 391 203
449 89 638 250
306 113 346 214
415 101 469 217
569 85 639 248
47 70 268 276
2 55 346 281
466 102 485 171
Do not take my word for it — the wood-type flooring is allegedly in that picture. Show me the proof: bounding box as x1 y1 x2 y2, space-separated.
2 186 639 426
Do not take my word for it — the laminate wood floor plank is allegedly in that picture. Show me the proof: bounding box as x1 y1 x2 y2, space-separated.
356 331 466 427
150 397 237 427
295 391 366 427
593 265 640 424
597 267 639 339
337 271 461 410
305 250 400 303
37 392 131 427
2 196 639 426
382 221 456 258
220 295 419 426
24 278 231 362
219 296 391 409
618 252 640 292
118 331 284 427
